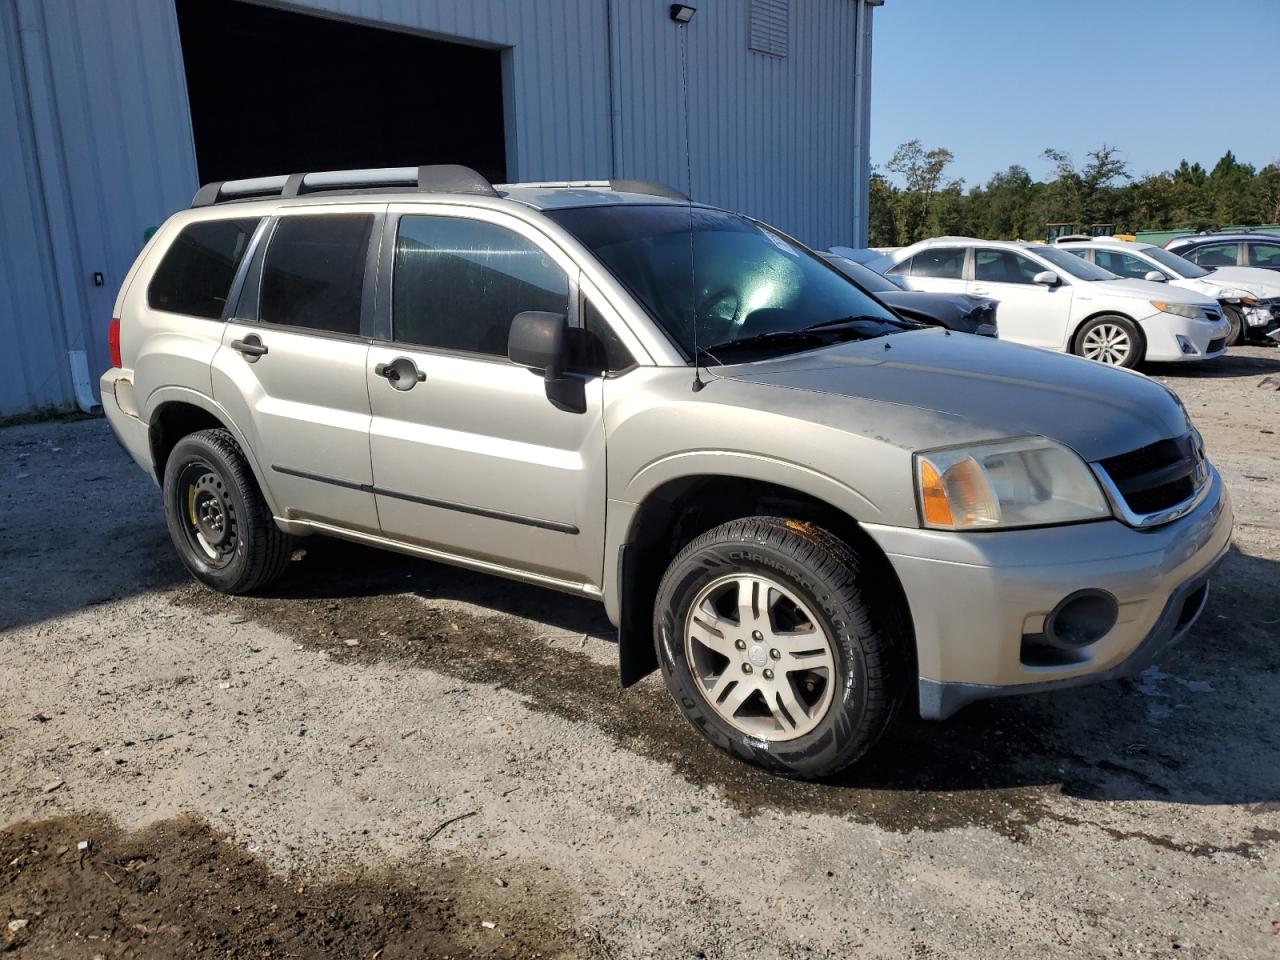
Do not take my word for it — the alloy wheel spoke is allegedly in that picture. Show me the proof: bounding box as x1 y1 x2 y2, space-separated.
736 577 765 630
770 678 810 731
688 609 738 659
717 677 756 717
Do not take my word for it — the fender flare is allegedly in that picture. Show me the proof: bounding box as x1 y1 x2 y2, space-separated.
142 386 282 517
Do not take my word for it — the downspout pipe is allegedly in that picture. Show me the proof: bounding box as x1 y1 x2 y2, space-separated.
15 0 100 414
850 0 881 248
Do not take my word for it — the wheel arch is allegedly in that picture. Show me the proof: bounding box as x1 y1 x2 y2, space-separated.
1071 309 1145 356
145 389 281 516
613 473 915 688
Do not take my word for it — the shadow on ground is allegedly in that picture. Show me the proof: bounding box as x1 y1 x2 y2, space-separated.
1146 342 1280 379
177 535 1280 850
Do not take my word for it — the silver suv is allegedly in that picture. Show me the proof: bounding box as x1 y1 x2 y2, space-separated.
102 166 1232 778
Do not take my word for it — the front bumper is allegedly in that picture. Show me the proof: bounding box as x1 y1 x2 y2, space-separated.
863 467 1232 719
1140 311 1230 361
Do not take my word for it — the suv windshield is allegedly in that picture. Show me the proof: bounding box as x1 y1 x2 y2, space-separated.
1034 245 1117 281
1143 246 1210 279
547 205 907 362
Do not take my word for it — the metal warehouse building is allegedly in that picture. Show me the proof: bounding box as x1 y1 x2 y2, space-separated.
1 0 879 416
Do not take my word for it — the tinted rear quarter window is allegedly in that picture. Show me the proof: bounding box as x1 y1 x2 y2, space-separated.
392 215 568 357
259 214 374 335
148 218 261 319
1248 243 1280 268
1185 241 1240 268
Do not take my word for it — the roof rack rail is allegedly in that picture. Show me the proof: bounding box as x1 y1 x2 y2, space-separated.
191 164 498 208
494 178 688 201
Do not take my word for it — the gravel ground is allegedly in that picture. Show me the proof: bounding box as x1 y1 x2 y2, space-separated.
2 346 1278 959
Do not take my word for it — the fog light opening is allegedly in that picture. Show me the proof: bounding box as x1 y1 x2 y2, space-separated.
1045 589 1119 649
1176 335 1197 355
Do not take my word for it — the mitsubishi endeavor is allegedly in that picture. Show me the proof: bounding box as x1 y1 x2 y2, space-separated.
101 166 1233 778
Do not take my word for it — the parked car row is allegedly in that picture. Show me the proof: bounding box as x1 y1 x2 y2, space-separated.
871 237 1229 368
1058 237 1280 345
101 166 1233 778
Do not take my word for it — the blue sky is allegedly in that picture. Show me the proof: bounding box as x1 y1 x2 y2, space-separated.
870 0 1280 188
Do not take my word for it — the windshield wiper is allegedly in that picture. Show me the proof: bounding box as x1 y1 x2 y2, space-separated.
698 314 911 362
698 329 825 359
798 316 921 335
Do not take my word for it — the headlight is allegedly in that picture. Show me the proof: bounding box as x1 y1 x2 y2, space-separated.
1150 300 1210 320
915 438 1111 530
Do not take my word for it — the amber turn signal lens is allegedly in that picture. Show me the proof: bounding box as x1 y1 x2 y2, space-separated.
918 459 954 527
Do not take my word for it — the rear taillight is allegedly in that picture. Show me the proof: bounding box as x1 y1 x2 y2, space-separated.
108 318 121 369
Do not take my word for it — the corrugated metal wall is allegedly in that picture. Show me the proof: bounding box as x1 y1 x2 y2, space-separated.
0 0 869 417
1 0 197 417
610 0 858 250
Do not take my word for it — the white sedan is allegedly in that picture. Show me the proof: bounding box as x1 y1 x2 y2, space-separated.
880 237 1229 367
1057 238 1280 345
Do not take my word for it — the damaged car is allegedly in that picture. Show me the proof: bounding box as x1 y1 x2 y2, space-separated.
1059 237 1280 345
820 251 997 337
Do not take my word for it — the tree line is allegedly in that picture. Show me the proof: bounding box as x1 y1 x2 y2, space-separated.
868 141 1280 247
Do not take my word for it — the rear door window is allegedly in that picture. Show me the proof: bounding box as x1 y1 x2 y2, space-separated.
391 215 569 357
148 218 261 319
259 214 375 336
1184 241 1240 268
1247 242 1280 269
909 248 966 279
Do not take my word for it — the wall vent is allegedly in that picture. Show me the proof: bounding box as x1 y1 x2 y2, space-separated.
749 0 789 58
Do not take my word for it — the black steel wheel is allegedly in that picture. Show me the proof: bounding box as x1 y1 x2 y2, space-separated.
162 428 292 594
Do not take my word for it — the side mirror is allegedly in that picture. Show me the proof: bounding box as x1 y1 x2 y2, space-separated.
508 311 568 380
1033 270 1061 286
1144 270 1167 283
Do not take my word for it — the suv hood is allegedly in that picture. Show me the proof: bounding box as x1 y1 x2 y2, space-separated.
716 330 1188 462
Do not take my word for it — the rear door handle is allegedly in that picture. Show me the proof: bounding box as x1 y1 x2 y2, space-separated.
230 334 268 361
374 357 426 391
970 286 990 295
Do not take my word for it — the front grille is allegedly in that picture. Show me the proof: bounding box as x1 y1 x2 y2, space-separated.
1207 337 1226 354
1098 432 1205 520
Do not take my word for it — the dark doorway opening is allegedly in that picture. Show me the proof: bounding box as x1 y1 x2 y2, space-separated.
175 0 507 185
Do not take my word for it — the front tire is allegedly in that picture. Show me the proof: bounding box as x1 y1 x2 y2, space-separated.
162 428 292 594
1221 304 1244 346
1074 315 1144 368
654 517 908 778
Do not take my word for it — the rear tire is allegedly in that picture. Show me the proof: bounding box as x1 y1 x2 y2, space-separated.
654 517 909 778
1073 314 1144 368
162 428 292 594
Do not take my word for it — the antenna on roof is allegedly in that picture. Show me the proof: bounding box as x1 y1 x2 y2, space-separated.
672 6 704 391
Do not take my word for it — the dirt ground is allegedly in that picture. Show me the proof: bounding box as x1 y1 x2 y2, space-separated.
2 346 1278 959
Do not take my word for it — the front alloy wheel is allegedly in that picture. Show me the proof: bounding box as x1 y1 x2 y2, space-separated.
1081 322 1132 365
1075 314 1143 368
655 517 908 778
685 574 836 741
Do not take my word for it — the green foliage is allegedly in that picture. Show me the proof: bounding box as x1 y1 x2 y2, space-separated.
868 144 1280 247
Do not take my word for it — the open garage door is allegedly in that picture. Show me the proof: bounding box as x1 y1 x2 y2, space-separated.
175 0 507 185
